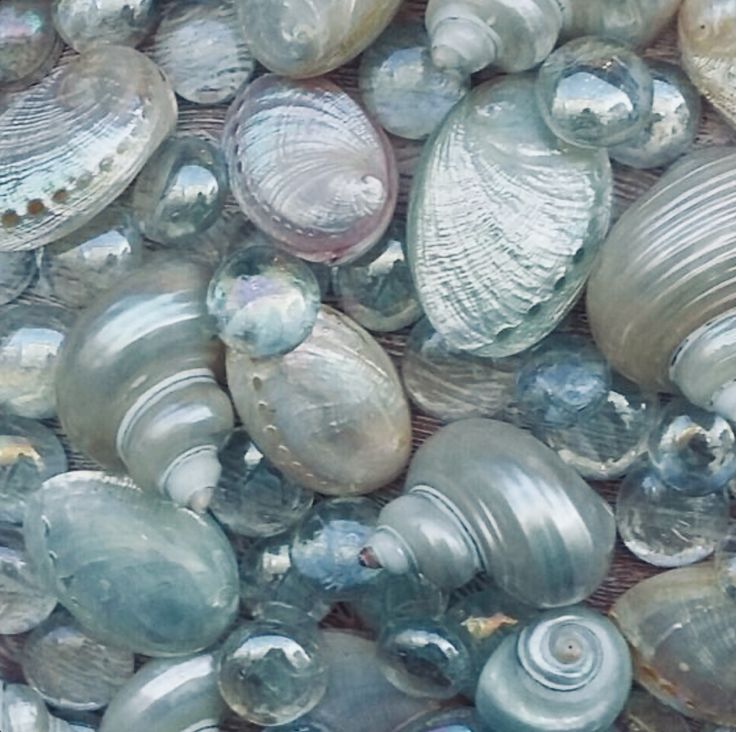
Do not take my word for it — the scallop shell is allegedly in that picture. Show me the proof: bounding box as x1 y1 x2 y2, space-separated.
224 75 398 265
408 75 612 358
0 45 177 252
226 306 412 495
233 0 402 78
611 563 736 725
586 147 736 392
680 0 736 130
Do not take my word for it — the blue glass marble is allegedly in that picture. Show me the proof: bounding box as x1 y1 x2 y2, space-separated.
217 614 328 726
290 498 382 600
647 399 736 496
392 707 487 732
210 428 314 538
536 37 654 148
515 334 611 428
208 243 321 357
0 251 35 305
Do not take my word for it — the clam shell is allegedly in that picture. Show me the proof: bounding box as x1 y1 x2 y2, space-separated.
224 75 398 265
611 563 736 725
233 0 402 78
680 0 736 130
0 46 177 252
586 147 736 391
408 76 612 358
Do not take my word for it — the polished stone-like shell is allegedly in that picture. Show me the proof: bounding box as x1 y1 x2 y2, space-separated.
226 306 412 495
680 0 736 130
0 46 177 252
224 75 398 265
409 76 612 358
587 147 736 391
611 564 736 725
234 0 402 78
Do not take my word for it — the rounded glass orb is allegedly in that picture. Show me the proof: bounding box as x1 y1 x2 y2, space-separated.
217 616 328 726
358 22 470 140
647 399 736 495
0 252 35 305
536 37 654 148
616 469 729 567
515 334 611 428
377 616 474 699
290 498 382 601
391 707 486 732
716 524 736 600
211 428 313 538
132 136 229 246
208 244 321 357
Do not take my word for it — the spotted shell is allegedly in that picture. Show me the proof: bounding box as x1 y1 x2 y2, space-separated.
408 75 612 358
224 74 398 265
0 45 177 252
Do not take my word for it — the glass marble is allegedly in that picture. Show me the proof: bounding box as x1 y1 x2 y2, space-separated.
616 468 730 567
217 616 328 726
0 415 67 525
291 498 382 601
239 533 332 622
401 318 520 422
0 303 73 419
515 334 611 428
52 0 159 52
536 37 654 149
0 525 56 635
332 222 422 333
358 22 470 140
1 683 52 732
132 136 229 247
377 616 474 700
21 612 135 711
207 244 321 357
0 252 36 305
391 707 487 732
611 62 702 169
647 399 736 495
716 524 736 599
0 1 61 90
210 428 314 538
23 471 240 656
152 0 254 105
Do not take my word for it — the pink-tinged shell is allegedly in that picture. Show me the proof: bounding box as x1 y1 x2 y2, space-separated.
223 74 398 265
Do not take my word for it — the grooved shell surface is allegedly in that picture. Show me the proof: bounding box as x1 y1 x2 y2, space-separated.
408 76 612 358
223 75 398 264
587 147 736 391
0 46 177 252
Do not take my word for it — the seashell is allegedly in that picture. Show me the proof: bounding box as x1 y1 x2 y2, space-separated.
0 45 177 253
152 0 255 105
55 259 234 510
586 147 736 397
614 688 691 732
476 607 631 732
223 75 398 265
425 0 563 75
99 653 227 732
226 305 412 496
23 470 240 656
233 0 402 78
0 1 61 90
0 251 36 305
680 0 736 131
408 76 612 358
52 0 159 52
611 563 736 725
362 419 615 605
716 524 736 599
1 683 53 732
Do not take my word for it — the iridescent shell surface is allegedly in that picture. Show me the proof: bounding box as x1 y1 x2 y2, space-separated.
611 564 736 725
233 0 402 78
226 306 412 495
0 46 177 252
409 76 612 358
224 75 398 265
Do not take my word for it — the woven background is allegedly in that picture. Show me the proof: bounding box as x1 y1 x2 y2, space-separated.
3 2 735 729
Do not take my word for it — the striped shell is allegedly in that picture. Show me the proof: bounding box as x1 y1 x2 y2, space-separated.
224 75 398 265
408 75 612 358
0 46 177 252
